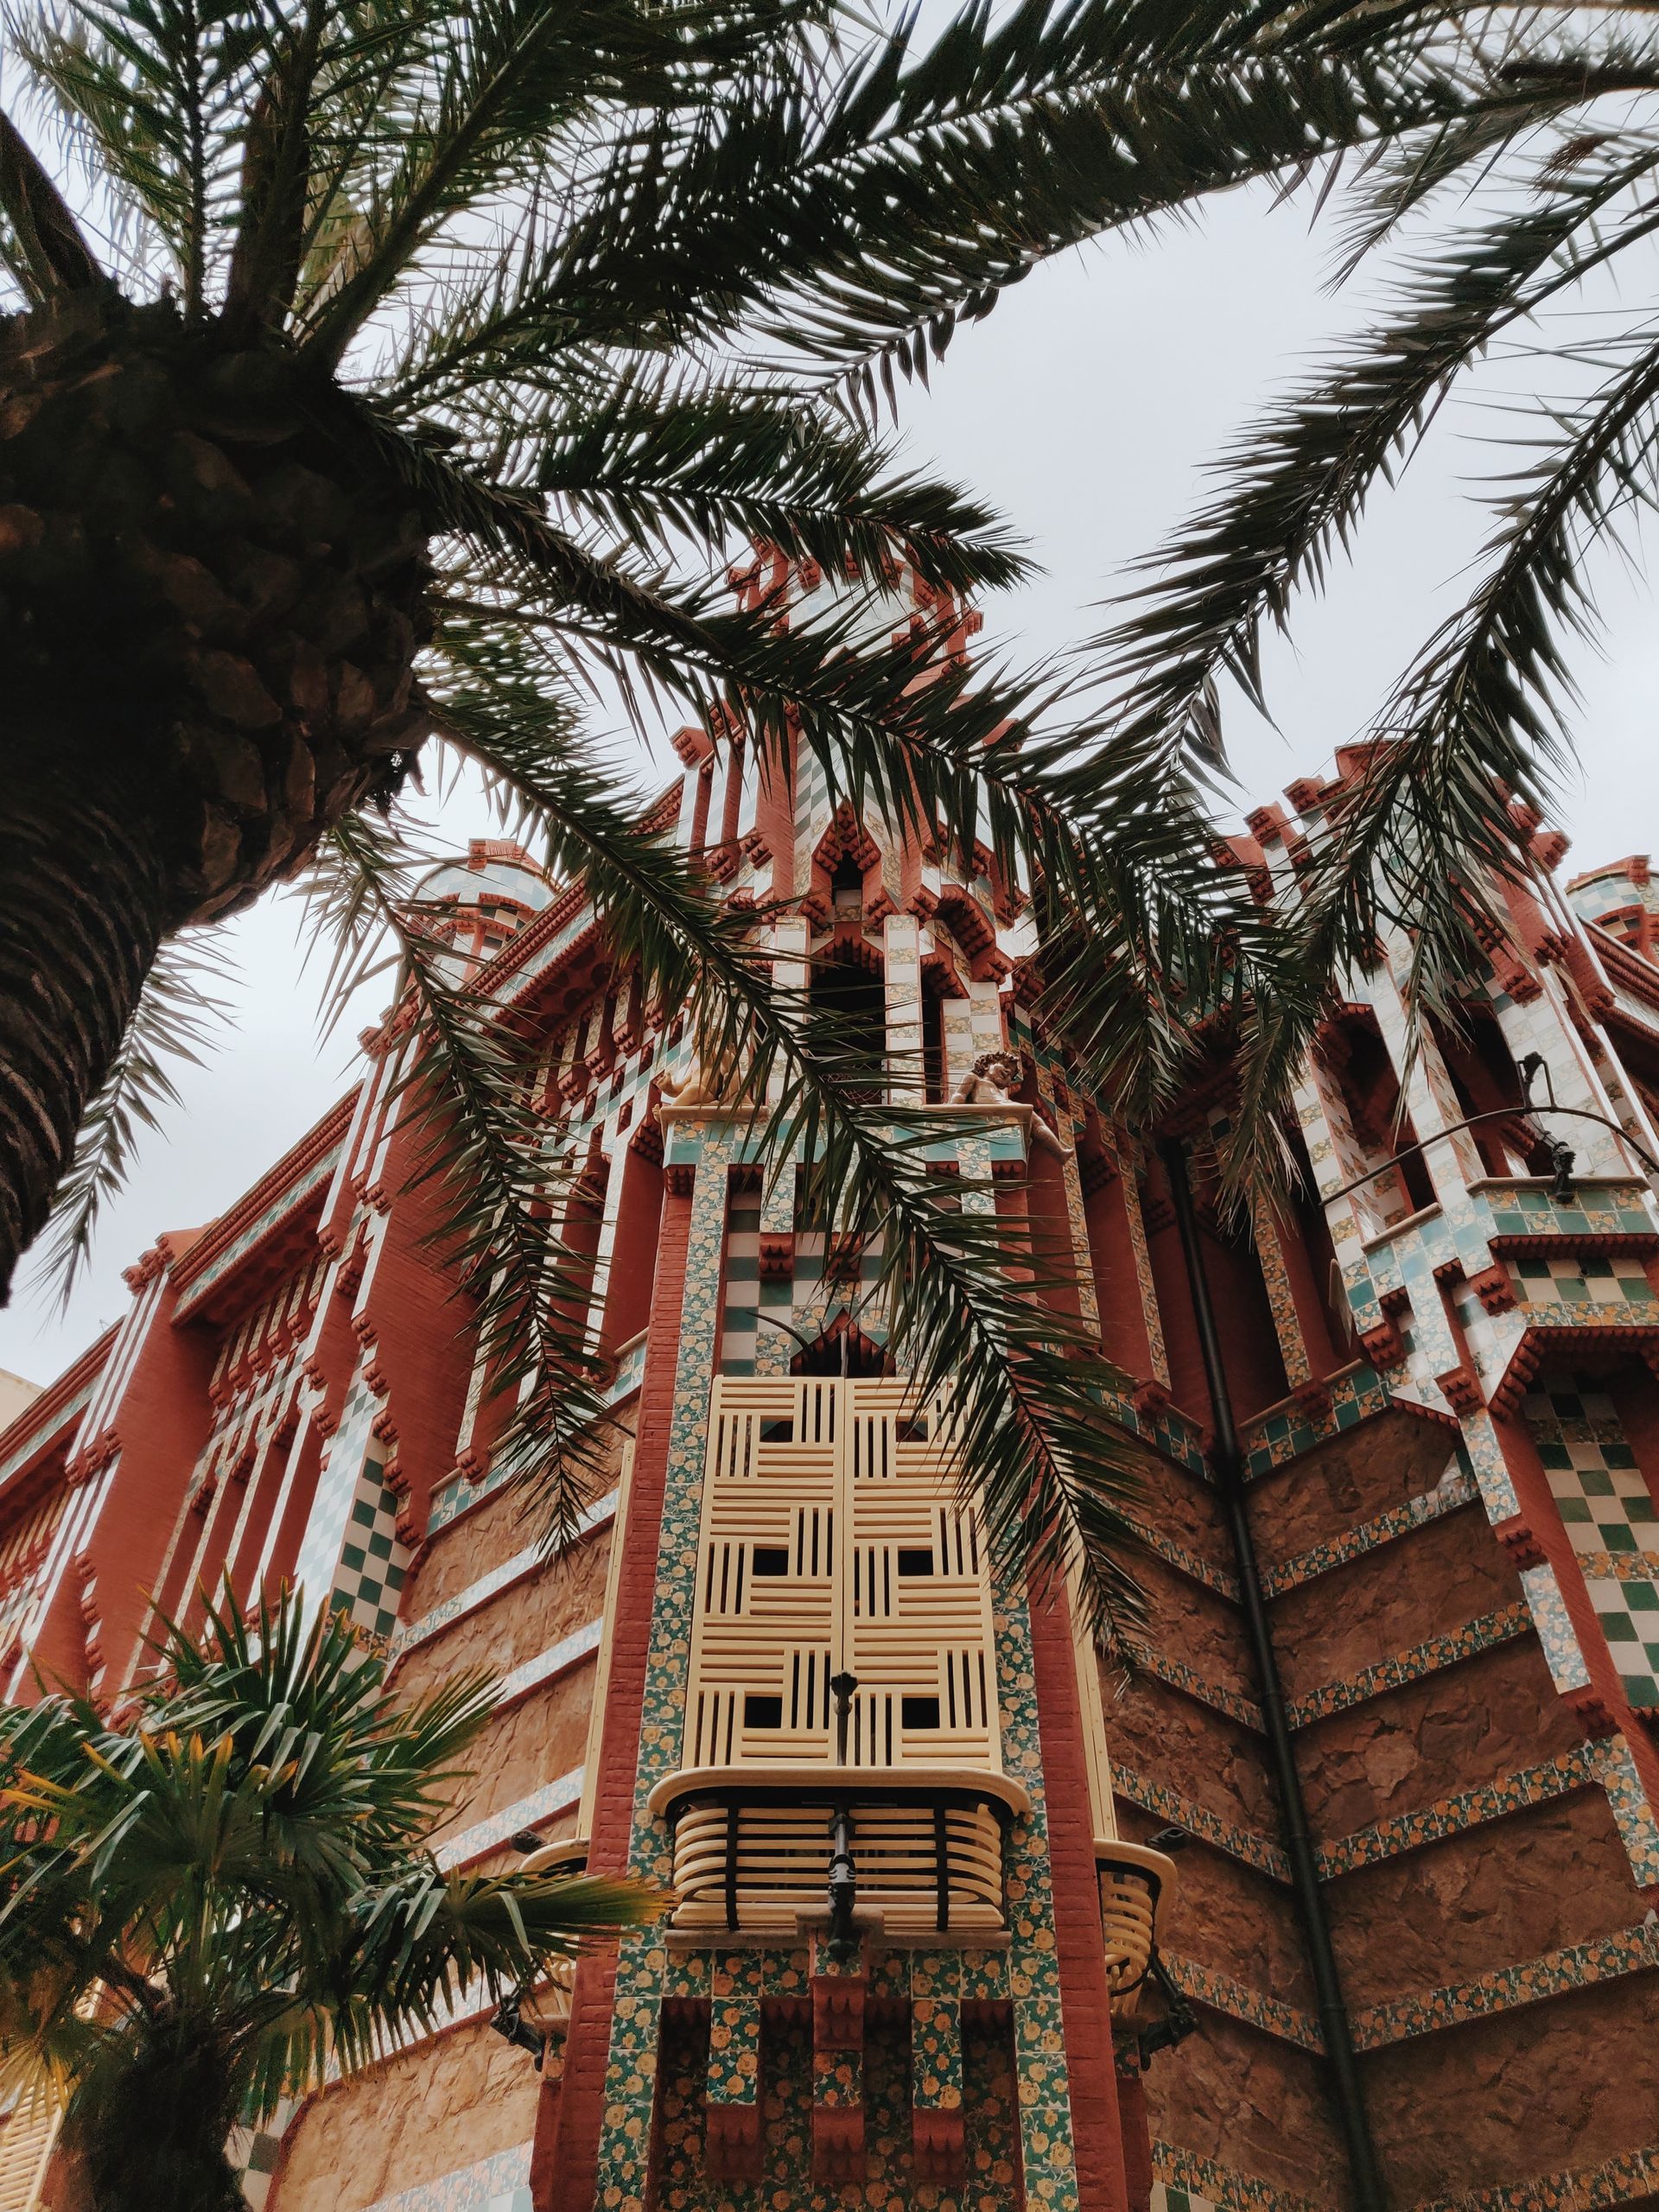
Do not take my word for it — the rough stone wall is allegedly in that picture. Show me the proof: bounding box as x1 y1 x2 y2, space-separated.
271 2020 540 2212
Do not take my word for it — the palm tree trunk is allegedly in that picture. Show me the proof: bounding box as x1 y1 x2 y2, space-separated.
0 745 168 1299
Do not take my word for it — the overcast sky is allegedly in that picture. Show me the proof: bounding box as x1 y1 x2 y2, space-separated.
7 177 1658 1387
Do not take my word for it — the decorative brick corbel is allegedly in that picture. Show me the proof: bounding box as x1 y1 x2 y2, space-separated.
705 2106 763 2183
1359 1317 1408 1371
1291 1376 1332 1424
1466 1263 1516 1316
758 1232 795 1282
912 2110 966 2183
1436 1364 1484 1416
1492 1515 1546 1569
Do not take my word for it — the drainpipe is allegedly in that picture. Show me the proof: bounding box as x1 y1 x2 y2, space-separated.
1159 1141 1387 2212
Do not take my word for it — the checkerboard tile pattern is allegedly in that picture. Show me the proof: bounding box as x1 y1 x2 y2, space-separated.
1524 1376 1659 1709
1512 1252 1657 1308
327 1458 410 1643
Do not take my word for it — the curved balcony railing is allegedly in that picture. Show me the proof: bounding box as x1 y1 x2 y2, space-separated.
646 1766 1031 1938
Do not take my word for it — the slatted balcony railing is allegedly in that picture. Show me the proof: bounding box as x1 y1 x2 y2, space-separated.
645 1769 1030 1937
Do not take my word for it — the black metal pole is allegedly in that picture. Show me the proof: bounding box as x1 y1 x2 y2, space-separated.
1159 1141 1388 2212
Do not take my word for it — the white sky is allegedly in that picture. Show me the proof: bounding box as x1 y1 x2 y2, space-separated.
6 178 1658 1386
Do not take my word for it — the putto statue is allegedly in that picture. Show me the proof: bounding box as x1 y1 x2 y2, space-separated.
950 1052 1072 1158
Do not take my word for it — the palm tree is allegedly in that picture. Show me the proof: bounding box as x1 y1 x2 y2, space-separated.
0 0 1603 1622
1084 1 1659 1187
0 1582 658 2212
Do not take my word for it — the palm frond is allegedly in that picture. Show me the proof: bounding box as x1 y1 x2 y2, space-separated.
1087 120 1659 782
428 621 1150 1636
35 929 236 1304
299 811 622 1552
0 99 105 295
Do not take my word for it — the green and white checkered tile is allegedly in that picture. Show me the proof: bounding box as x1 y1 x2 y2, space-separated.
1526 1376 1659 1711
1512 1252 1657 1306
328 1458 410 1643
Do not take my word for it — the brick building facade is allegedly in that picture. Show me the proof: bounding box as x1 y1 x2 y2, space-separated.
3 556 1659 2210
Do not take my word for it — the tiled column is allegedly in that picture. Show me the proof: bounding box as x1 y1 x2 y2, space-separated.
754 1157 798 1376
810 1934 868 2184
885 914 925 1102
966 975 1007 1065
1249 1195 1313 1392
1111 1127 1171 1396
704 1995 763 2180
1037 1063 1099 1336
942 997 977 1097
910 1957 966 2183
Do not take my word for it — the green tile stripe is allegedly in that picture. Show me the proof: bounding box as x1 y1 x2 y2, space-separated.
1159 1953 1324 2055
1286 1604 1533 1729
1259 1465 1479 1599
1412 2143 1659 2212
1127 1519 1241 1602
1577 1549 1659 1580
1111 1765 1290 1882
1349 1920 1659 2051
1315 1744 1600 1878
1152 2140 1326 2212
1594 1733 1659 1887
1171 1923 1659 2064
1122 1639 1264 1732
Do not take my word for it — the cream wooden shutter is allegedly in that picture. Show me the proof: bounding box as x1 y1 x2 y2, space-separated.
683 1376 1001 1777
0 2096 56 2212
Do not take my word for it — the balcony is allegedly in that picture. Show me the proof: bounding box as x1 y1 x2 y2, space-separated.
646 1764 1030 1939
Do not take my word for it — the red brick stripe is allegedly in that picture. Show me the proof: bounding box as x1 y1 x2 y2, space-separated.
539 1184 693 2212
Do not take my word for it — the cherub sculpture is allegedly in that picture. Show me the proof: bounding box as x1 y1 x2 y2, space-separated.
656 1023 752 1109
950 1051 1072 1158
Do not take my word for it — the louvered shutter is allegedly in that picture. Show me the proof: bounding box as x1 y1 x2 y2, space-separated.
683 1377 1001 1777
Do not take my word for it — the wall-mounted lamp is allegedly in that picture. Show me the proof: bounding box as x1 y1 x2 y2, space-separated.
489 1986 546 2069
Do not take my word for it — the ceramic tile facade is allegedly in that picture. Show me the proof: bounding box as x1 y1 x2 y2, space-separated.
1240 1364 1392 1478
1122 1639 1264 1732
1128 1519 1241 1602
1315 1745 1600 1879
1152 2142 1323 2212
585 1123 1089 2212
327 1457 411 1645
1348 1920 1659 2051
1524 1376 1659 1708
1110 1764 1291 1884
1160 1953 1324 2054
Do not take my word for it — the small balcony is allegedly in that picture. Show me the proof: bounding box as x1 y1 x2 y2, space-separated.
646 1765 1031 1940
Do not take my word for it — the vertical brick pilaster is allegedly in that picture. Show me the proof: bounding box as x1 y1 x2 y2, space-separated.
538 1182 693 2212
1027 1571 1132 2212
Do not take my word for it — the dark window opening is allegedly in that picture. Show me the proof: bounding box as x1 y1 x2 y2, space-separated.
896 1548 935 1577
831 853 865 912
896 1415 930 1443
744 1694 784 1729
810 949 887 1101
922 988 946 1103
900 1695 941 1730
791 1330 892 1378
1323 1014 1436 1214
759 1418 795 1443
751 1547 790 1576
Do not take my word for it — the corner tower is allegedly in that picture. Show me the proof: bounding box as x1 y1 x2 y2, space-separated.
544 550 1162 2212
